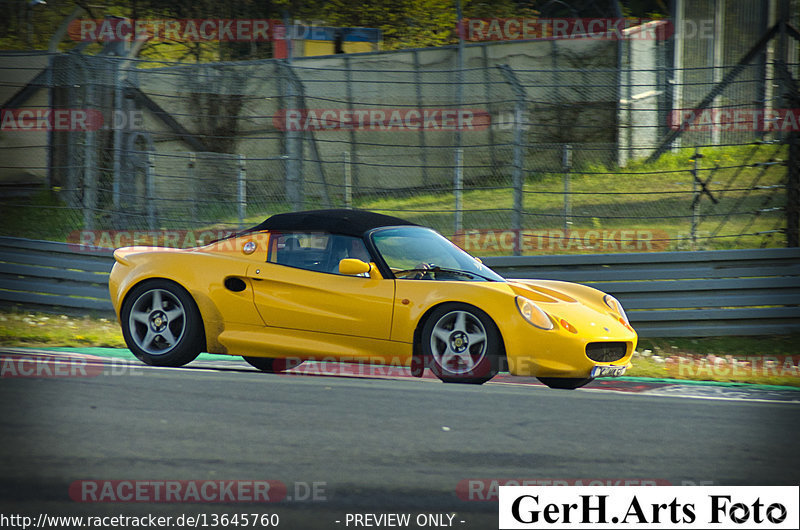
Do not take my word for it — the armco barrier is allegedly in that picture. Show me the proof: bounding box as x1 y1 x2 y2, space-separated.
483 248 800 337
1 237 798 337
0 237 114 316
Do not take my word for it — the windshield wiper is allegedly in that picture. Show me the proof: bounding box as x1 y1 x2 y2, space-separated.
394 266 497 281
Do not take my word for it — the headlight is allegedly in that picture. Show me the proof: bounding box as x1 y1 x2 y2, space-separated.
515 296 553 330
604 294 629 324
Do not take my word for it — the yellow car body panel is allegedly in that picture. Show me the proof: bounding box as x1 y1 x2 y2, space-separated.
502 280 636 377
109 237 269 355
247 261 396 340
109 235 407 362
390 278 635 377
215 322 411 365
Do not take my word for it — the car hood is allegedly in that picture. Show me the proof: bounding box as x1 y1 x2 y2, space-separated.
506 278 634 337
506 279 579 303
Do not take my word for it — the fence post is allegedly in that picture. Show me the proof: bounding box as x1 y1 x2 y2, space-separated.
188 153 196 226
280 61 303 211
616 3 629 166
337 56 360 200
82 78 97 234
412 50 429 184
563 144 573 232
454 0 465 237
511 104 523 255
454 148 463 233
146 152 156 230
238 154 246 228
285 117 302 211
690 148 702 250
497 64 527 256
670 0 685 152
711 0 725 147
82 130 97 232
112 57 122 223
481 44 498 172
343 151 352 209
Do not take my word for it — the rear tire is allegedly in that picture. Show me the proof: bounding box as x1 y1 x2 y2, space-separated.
243 356 303 373
121 279 204 367
537 377 594 389
422 303 501 385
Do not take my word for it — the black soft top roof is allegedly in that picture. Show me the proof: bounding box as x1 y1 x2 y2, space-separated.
249 209 418 237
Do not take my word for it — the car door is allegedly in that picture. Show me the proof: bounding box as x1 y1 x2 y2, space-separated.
247 232 396 340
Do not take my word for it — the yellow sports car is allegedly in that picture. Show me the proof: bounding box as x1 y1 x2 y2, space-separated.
109 209 636 388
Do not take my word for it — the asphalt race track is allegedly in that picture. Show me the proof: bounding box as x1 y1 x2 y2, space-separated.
1 349 799 529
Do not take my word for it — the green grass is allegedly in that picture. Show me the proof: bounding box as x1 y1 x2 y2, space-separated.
0 190 84 241
0 144 788 253
627 336 800 387
1 310 797 387
0 311 125 348
354 144 788 253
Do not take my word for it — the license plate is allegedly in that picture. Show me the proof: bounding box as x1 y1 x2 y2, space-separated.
591 364 628 378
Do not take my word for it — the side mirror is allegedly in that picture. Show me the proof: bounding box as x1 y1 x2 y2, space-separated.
339 258 371 276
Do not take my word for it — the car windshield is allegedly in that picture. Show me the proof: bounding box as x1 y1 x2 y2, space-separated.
371 226 505 282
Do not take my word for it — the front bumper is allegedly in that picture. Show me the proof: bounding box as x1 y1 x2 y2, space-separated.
503 319 637 378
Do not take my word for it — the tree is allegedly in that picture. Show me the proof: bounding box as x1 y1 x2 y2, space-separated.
299 0 533 50
0 0 668 56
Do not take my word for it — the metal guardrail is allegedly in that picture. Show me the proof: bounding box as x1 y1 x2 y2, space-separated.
1 236 798 337
483 248 800 337
0 237 114 316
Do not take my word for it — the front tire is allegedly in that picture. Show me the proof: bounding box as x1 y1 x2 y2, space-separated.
120 279 204 367
537 377 594 389
422 303 502 385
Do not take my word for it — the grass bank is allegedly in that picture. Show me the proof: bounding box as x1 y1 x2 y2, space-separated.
1 145 788 253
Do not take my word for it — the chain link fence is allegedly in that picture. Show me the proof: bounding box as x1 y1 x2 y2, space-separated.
0 4 797 254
